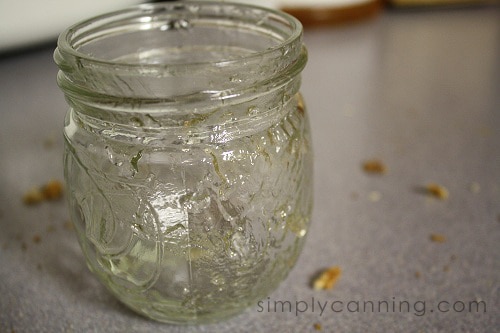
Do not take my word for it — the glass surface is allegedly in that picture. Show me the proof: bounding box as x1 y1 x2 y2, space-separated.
55 1 312 324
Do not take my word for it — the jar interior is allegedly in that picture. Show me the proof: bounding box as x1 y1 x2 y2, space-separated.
71 2 297 65
56 1 306 112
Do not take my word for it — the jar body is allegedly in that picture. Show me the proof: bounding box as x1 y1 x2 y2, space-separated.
57 2 312 324
63 93 312 323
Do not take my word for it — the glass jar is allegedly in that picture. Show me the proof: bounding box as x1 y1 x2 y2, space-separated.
55 1 312 324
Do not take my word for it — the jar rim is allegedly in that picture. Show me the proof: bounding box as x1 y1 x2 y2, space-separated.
55 1 303 70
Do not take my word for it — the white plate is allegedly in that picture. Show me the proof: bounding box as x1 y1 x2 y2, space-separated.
0 0 141 52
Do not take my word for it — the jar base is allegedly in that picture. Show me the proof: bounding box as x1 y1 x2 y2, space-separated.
109 287 250 325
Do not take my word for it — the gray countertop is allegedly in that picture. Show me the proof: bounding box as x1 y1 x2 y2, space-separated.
1 5 499 333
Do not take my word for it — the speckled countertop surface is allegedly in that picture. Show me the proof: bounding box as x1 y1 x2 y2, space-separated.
1 6 499 333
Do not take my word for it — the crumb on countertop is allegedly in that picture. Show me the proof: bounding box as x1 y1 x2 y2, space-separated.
296 93 305 114
313 323 322 331
430 233 446 243
63 220 74 230
313 266 342 290
32 235 41 244
22 188 45 205
362 159 387 175
42 180 64 200
23 180 63 205
469 182 480 194
368 190 382 202
426 183 449 200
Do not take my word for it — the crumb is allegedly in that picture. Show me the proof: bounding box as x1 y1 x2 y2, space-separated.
443 265 450 272
426 183 449 200
368 191 381 202
415 271 421 279
469 182 480 194
313 323 322 331
23 180 64 205
313 266 342 290
42 180 63 200
296 94 305 114
63 221 74 230
362 159 386 175
478 126 492 137
430 233 446 243
23 188 44 205
450 254 456 261
43 136 55 149
32 235 41 244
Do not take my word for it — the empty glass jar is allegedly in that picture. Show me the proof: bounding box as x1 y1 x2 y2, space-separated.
55 1 312 324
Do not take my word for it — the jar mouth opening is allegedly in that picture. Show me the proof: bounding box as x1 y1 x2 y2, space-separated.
56 1 303 70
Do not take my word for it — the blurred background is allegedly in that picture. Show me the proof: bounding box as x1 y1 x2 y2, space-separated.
1 0 498 53
0 1 499 332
